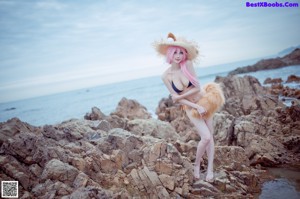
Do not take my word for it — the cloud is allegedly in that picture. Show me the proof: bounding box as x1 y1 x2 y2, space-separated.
35 1 66 10
1 0 300 102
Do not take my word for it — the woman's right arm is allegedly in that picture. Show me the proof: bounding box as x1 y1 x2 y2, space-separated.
177 99 206 114
161 70 177 96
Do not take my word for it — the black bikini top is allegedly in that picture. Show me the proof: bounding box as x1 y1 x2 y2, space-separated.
172 81 193 93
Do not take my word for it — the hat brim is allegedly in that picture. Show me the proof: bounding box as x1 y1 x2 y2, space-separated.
154 40 198 61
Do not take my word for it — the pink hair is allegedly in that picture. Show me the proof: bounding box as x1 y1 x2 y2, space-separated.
166 46 200 87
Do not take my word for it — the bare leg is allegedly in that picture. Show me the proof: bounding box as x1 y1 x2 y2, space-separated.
205 117 214 181
186 110 212 179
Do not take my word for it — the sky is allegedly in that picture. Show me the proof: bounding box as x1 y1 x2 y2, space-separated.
0 0 300 103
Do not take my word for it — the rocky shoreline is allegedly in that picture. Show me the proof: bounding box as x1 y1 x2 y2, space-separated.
229 48 300 75
0 75 299 198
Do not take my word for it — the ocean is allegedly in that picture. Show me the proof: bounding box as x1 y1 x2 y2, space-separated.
0 65 299 126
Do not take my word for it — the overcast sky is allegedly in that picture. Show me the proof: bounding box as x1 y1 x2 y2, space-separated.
1 0 300 102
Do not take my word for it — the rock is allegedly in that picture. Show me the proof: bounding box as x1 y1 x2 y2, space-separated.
155 73 300 197
106 114 128 129
111 97 151 120
73 172 89 188
29 164 43 177
229 48 300 75
154 160 174 175
264 77 283 84
214 146 250 169
2 73 299 198
41 159 79 184
213 112 235 145
69 186 113 199
278 104 300 122
0 155 34 190
215 75 283 116
192 180 220 194
286 74 300 83
0 115 266 198
128 168 145 192
156 186 170 198
281 135 300 152
269 83 300 100
155 97 199 142
127 118 179 141
159 174 175 190
142 166 162 187
229 114 287 166
0 117 40 146
84 107 106 120
43 125 65 141
96 120 111 132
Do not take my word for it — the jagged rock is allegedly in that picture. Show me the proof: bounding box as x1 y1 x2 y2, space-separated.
192 180 220 195
111 97 152 120
0 115 263 198
215 75 283 116
155 97 199 143
156 74 300 182
1 73 299 198
156 75 299 168
84 106 106 120
213 112 235 145
214 146 250 169
278 103 300 123
0 117 41 146
127 118 179 141
69 186 113 199
281 135 300 152
264 77 283 84
41 159 79 184
286 74 300 83
269 83 300 100
73 172 89 188
159 174 175 190
214 76 299 166
85 107 128 129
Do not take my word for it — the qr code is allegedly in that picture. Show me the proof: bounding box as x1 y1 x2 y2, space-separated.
1 181 18 198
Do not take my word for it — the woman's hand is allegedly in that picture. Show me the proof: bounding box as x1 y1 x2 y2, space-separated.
196 105 207 116
199 88 206 98
171 93 181 103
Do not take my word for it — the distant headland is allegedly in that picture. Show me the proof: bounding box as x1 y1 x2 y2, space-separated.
229 48 300 75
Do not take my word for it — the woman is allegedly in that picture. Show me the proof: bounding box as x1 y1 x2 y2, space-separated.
154 33 225 182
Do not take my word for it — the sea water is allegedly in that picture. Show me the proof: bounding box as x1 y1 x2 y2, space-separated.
259 167 300 199
0 65 299 126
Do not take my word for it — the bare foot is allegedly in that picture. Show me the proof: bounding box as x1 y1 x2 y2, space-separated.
194 165 200 180
205 171 214 183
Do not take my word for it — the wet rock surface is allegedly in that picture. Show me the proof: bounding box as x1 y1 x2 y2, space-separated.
1 74 299 198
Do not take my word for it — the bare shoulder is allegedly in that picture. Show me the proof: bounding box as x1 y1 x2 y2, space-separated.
161 68 171 80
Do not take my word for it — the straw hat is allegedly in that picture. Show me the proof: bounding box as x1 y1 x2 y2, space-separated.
154 33 199 61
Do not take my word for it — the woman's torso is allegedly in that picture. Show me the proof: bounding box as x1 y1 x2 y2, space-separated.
167 68 201 103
